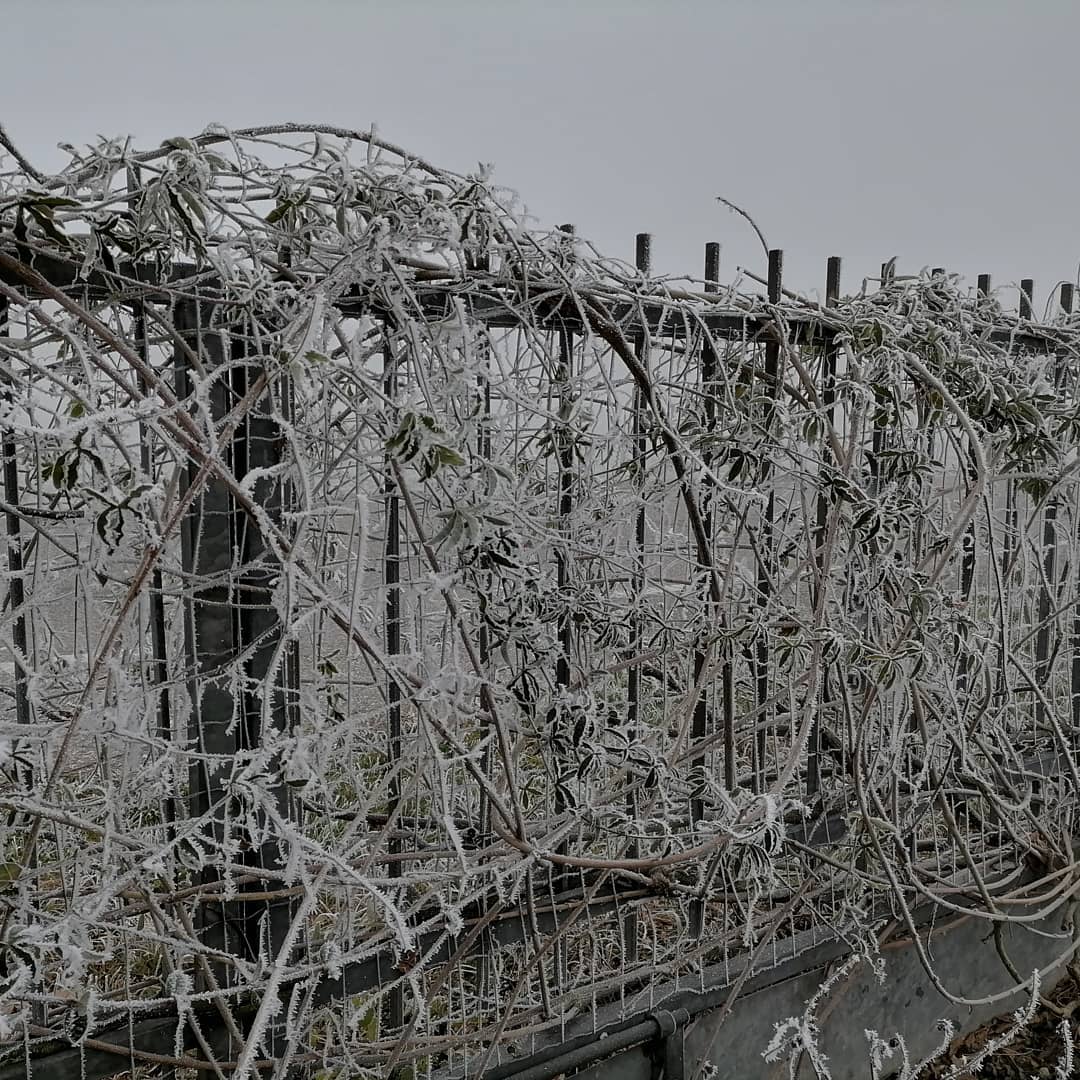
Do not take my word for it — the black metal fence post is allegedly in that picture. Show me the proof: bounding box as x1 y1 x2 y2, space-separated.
622 231 651 965
752 249 784 793
383 324 405 1035
126 170 173 811
868 259 896 497
554 224 576 843
978 273 1013 706
690 241 722 939
0 297 30 749
808 256 841 799
1026 280 1057 731
1020 278 1034 320
174 296 299 1055
130 298 174 832
952 265 979 698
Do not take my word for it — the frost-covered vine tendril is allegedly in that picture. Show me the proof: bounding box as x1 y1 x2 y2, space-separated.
0 124 1078 1077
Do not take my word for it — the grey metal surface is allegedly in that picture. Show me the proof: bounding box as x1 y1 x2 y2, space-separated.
0 234 1074 1080
471 894 1076 1080
173 298 298 1050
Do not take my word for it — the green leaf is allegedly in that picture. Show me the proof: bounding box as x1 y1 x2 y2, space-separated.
167 190 202 244
852 505 878 535
830 473 856 502
360 1005 379 1042
436 447 465 468
26 205 70 247
178 187 207 226
26 195 79 210
909 592 928 624
385 413 417 456
266 198 294 225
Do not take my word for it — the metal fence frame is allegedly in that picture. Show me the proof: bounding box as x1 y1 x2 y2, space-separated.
0 225 1078 1078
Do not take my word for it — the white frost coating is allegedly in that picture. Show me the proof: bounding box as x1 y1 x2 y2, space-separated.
0 123 1078 1078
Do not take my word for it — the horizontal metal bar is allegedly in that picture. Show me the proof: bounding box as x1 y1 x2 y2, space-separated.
0 243 1064 351
0 879 637 1080
0 769 1049 1080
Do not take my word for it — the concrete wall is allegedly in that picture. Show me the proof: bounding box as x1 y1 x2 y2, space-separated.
687 911 1074 1078
564 904 1077 1080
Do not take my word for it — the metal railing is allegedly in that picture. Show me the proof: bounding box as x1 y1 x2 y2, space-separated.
0 126 1078 1078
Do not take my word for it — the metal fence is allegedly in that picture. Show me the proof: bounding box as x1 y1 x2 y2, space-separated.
0 126 1079 1079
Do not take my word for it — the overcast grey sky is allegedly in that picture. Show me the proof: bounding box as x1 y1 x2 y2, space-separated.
5 0 1080 307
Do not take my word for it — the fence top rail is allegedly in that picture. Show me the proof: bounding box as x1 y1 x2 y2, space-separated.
0 237 1071 360
4 123 1080 1079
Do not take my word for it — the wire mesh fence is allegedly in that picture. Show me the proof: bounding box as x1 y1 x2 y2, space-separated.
0 124 1078 1078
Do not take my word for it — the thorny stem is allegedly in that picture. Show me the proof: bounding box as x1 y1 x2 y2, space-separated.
1 124 1079 1074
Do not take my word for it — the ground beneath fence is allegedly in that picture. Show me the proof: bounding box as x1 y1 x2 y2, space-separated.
918 969 1080 1080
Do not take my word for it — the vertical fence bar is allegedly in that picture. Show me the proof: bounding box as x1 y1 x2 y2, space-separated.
175 296 237 999
623 230 651 964
689 241 721 940
471 240 491 704
544 225 577 1005
132 288 177 1075
476 344 493 833
956 438 979 698
869 260 895 496
808 256 841 799
1036 511 1055 733
1027 280 1057 731
126 170 172 791
712 243 734 796
1020 278 1034 320
1060 282 1080 729
467 244 502 1012
554 225 575 842
698 244 735 796
752 249 783 792
1 269 44 1042
0 298 29 738
231 320 300 1054
175 297 298 1058
476 382 491 651
472 330 497 1047
383 326 405 1034
0 294 33 862
953 266 979 696
130 297 174 828
980 273 1012 704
